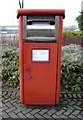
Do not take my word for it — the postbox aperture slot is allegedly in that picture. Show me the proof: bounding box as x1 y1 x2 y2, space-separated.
23 15 59 41
27 19 55 25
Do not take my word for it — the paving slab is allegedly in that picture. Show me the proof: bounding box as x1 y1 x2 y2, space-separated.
1 86 83 119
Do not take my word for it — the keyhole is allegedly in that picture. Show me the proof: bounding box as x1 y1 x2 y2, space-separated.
27 75 32 79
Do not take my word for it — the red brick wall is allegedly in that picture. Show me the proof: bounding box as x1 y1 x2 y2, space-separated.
62 35 82 47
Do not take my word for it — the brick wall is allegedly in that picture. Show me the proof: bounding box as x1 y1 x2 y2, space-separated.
62 35 82 47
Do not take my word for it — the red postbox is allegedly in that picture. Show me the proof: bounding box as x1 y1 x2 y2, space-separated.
17 9 65 105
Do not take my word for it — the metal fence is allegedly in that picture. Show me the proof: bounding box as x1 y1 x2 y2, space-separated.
0 32 18 47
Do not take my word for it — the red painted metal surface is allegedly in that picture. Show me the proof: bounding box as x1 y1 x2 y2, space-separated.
17 9 65 19
55 16 63 104
23 43 57 104
18 16 24 103
17 9 65 105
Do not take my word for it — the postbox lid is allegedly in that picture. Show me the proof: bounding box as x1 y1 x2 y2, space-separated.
17 9 65 19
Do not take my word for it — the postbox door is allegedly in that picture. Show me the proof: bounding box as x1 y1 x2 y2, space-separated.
23 43 57 105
